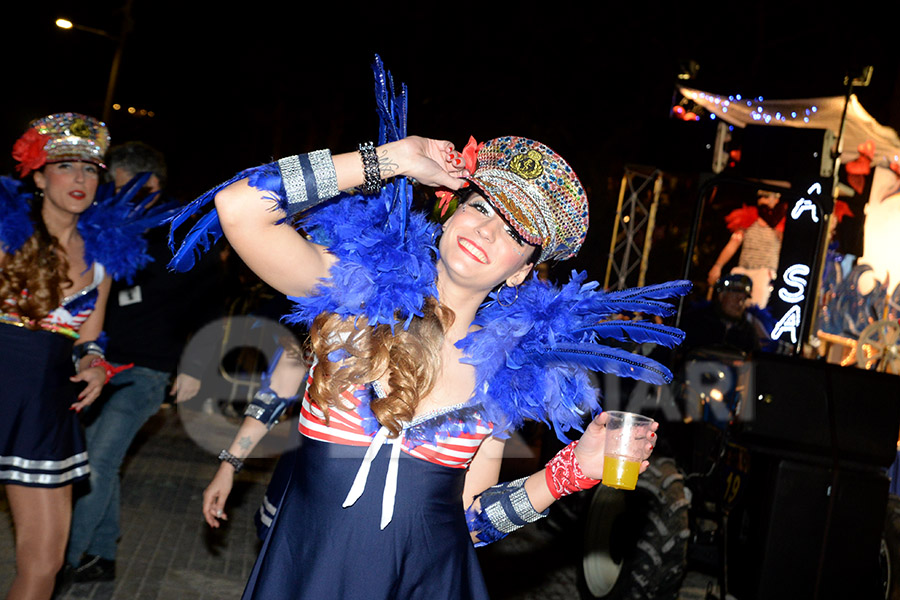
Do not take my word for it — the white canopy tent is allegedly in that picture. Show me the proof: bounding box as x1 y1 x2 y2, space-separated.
677 85 900 165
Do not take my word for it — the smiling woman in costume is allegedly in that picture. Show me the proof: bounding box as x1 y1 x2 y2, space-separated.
0 113 163 600
169 61 689 599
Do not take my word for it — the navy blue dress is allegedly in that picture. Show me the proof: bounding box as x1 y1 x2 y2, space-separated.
242 436 490 599
0 324 89 487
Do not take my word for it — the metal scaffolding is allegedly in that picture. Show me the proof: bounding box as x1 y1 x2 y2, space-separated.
604 166 663 291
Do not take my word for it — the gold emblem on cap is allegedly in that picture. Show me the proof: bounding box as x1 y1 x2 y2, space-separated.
70 118 91 138
510 150 543 180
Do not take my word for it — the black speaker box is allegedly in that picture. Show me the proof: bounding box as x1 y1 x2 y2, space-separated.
727 456 889 599
736 354 900 468
638 118 720 173
736 124 835 180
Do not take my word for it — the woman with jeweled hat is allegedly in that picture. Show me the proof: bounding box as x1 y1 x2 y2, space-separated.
0 113 165 599
168 59 689 599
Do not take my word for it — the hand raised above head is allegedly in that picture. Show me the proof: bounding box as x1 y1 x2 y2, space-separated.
385 136 470 190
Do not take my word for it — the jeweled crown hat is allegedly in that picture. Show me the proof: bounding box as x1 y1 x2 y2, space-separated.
462 136 589 263
11 112 110 177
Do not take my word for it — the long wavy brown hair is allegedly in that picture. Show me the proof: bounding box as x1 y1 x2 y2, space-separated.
0 193 72 325
307 296 455 437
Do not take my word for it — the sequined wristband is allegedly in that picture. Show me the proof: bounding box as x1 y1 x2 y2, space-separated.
544 440 601 500
243 386 298 430
72 341 105 372
466 476 549 546
276 149 340 218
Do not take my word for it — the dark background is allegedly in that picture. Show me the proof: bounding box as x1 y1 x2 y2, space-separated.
3 1 899 284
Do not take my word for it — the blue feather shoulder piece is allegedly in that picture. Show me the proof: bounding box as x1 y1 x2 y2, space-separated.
0 176 35 254
456 272 691 441
79 174 180 282
284 184 439 331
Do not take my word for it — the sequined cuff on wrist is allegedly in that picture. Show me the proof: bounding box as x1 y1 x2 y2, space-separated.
243 387 297 430
466 476 549 546
276 149 339 218
72 341 105 371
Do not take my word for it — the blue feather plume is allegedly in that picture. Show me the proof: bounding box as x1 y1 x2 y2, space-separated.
167 207 224 272
79 173 180 282
166 166 275 271
529 343 674 385
0 176 34 254
370 54 409 237
456 271 690 441
569 320 685 347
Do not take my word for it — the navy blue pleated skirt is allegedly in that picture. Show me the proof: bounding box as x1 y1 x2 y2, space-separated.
242 436 490 600
0 324 89 487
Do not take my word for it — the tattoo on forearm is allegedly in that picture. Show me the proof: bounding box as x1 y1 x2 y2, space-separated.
236 436 253 457
378 150 398 178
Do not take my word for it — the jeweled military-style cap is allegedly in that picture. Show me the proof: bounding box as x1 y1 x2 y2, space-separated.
462 136 589 263
12 112 110 177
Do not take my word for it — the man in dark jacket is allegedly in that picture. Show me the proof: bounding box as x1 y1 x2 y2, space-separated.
66 142 223 581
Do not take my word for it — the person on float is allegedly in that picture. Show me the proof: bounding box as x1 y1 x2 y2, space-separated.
167 62 690 599
707 189 785 308
0 113 163 600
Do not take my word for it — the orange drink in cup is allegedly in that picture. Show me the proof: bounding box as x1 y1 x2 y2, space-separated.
601 411 655 490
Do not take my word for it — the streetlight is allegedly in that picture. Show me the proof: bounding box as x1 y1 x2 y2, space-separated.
55 1 133 122
55 18 117 41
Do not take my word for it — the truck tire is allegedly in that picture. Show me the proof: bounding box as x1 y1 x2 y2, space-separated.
578 456 690 599
883 494 900 600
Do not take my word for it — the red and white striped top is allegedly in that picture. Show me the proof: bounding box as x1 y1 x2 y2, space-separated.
42 263 105 331
2 263 105 338
298 371 493 469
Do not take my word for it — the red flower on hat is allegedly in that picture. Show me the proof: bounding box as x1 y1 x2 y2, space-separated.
461 135 483 174
12 129 48 177
434 136 484 217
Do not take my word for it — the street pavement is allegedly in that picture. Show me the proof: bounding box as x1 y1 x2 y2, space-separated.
0 406 715 599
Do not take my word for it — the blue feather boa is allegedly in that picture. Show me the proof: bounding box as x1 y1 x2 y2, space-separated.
0 174 175 282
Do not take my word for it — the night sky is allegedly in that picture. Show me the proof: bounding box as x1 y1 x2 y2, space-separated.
3 1 899 281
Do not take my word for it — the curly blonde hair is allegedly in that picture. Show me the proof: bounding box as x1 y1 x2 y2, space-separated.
0 195 71 325
307 296 454 437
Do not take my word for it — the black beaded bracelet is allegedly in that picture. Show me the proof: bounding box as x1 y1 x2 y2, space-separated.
218 449 244 473
358 141 383 194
